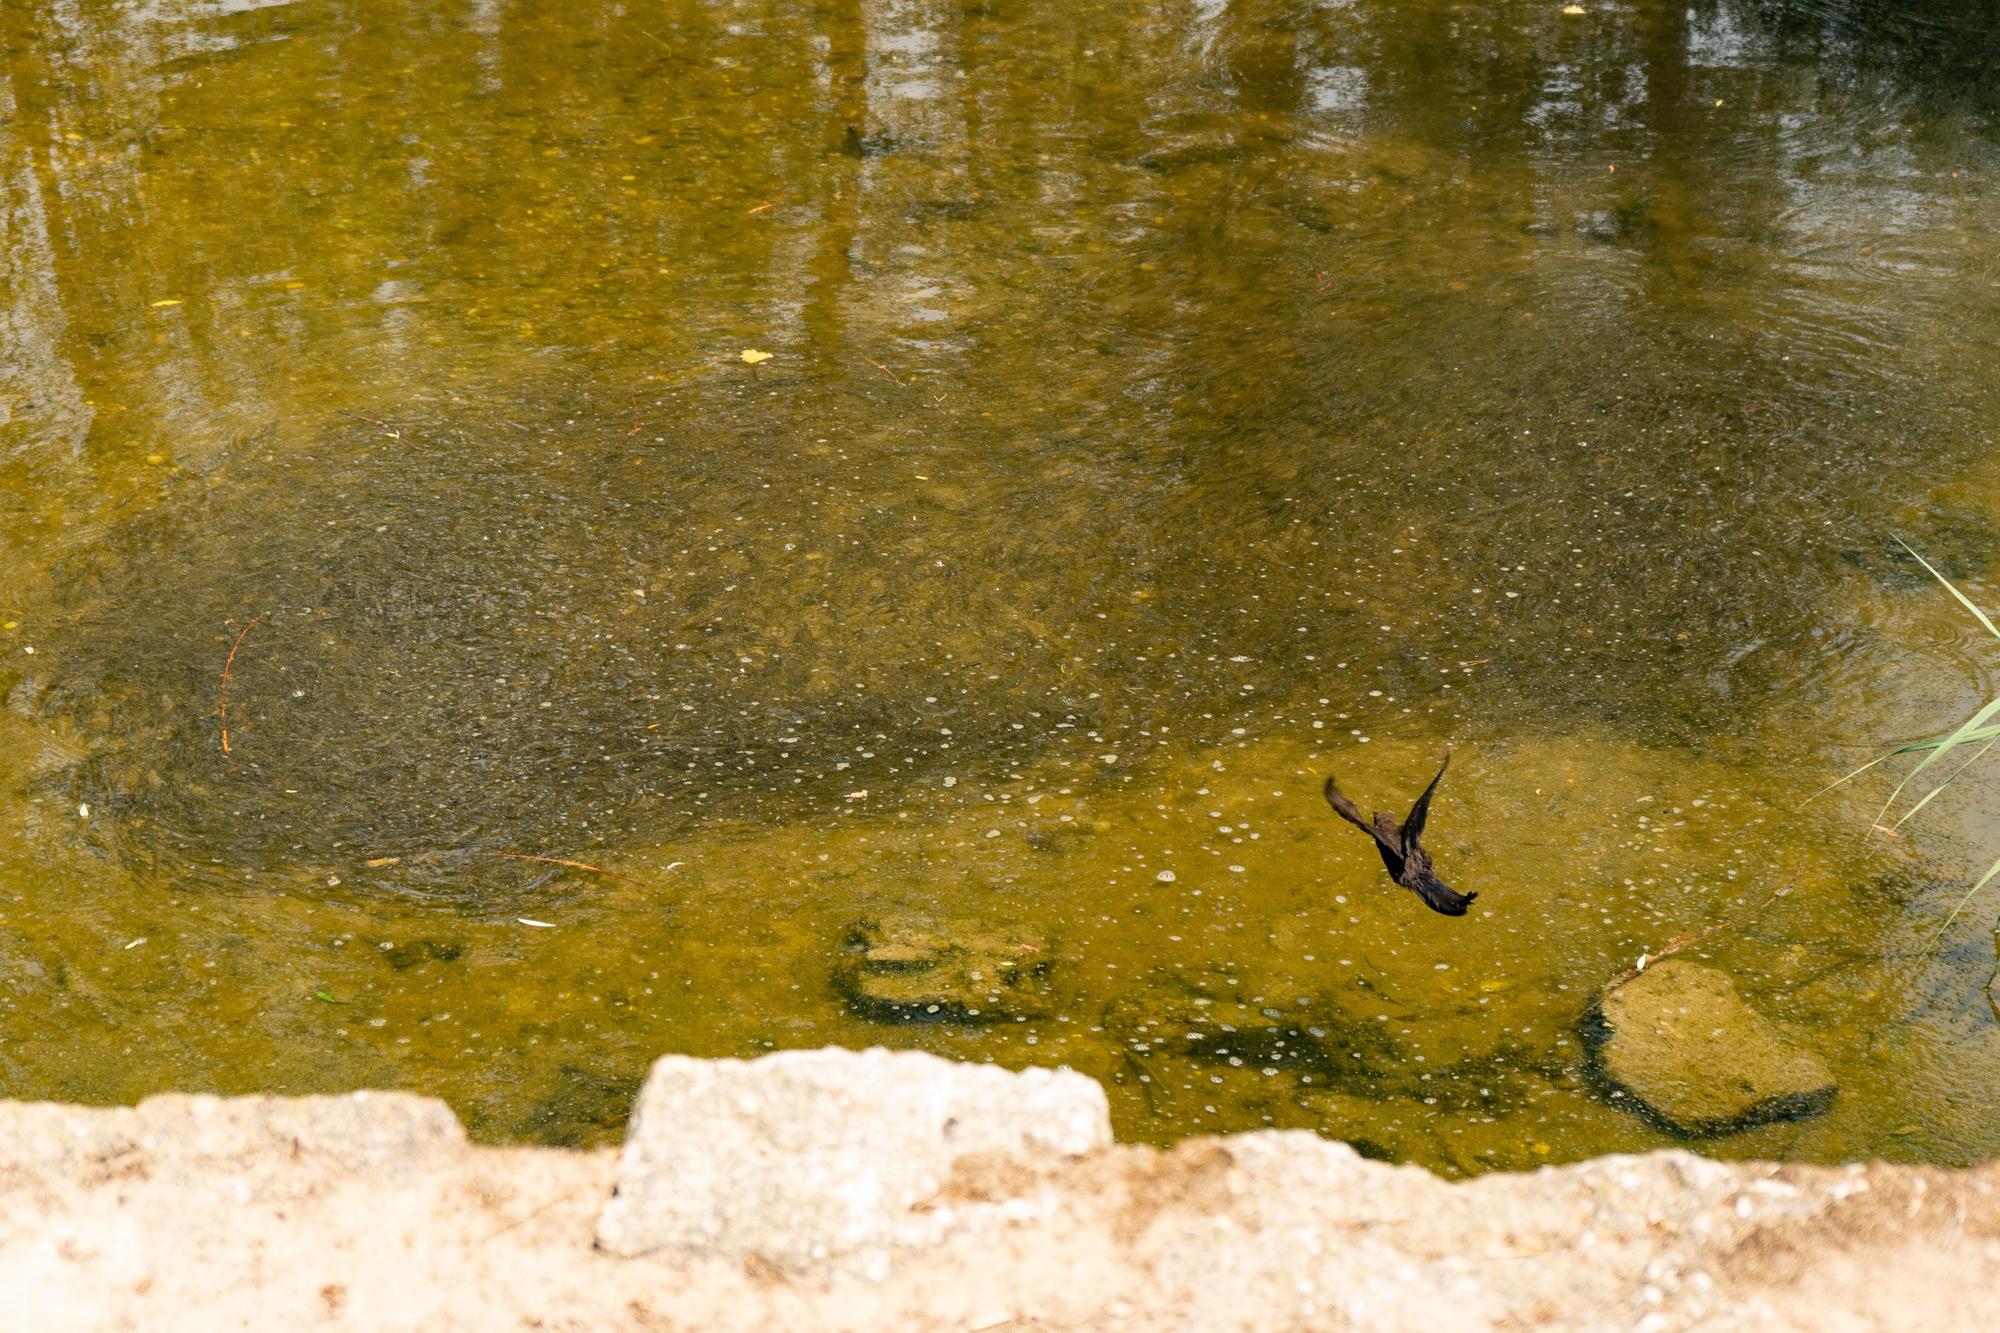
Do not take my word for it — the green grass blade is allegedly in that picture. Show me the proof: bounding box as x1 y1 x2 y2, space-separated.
1802 748 1904 805
1811 544 2000 809
1891 735 2000 830
1869 694 2000 835
1927 853 2000 952
1898 539 2000 642
1892 723 2000 754
1864 543 2000 953
1807 722 2000 807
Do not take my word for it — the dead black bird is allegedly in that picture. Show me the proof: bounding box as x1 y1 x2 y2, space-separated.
1322 749 1477 917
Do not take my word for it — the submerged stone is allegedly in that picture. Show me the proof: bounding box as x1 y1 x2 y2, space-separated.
1835 505 1998 588
1101 965 1400 1079
1292 1089 1434 1169
1586 959 1836 1137
514 1063 644 1149
376 938 466 972
832 914 1052 1024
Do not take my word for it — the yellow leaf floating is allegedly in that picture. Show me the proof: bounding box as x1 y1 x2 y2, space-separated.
739 348 772 365
1562 4 1586 12
150 299 182 308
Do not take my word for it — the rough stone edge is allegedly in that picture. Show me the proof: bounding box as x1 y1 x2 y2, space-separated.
0 1048 1994 1332
0 1090 464 1172
594 1046 1113 1268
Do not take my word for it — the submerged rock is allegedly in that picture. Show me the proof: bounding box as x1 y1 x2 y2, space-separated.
832 914 1052 1024
1835 505 1997 588
376 938 465 972
1291 1088 1435 1167
1586 959 1836 1137
1101 965 1399 1079
514 1063 644 1149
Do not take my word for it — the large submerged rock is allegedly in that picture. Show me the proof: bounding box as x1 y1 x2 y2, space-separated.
832 915 1053 1023
1587 959 1836 1136
1101 963 1393 1075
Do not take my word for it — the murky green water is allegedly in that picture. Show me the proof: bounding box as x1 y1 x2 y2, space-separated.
2 0 1998 1172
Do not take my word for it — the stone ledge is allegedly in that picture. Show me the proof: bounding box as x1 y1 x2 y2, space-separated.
596 1047 1112 1273
0 1047 1992 1331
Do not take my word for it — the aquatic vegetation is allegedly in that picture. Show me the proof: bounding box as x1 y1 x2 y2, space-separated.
16 385 1159 903
1819 542 2000 945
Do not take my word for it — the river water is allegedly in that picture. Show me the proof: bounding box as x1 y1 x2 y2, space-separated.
1 0 1997 1170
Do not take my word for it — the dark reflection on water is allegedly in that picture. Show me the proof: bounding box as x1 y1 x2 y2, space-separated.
1754 0 2000 110
2 0 1999 1167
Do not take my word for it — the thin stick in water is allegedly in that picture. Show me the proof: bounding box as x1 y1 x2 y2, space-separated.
218 613 266 755
1609 871 1797 987
335 409 401 440
861 357 903 386
471 850 649 887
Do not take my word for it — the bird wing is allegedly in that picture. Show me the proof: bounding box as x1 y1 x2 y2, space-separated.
1408 873 1477 917
1401 747 1451 846
1323 776 1401 853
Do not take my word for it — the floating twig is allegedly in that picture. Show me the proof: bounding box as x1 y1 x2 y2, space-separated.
470 850 649 886
860 356 903 386
627 389 643 436
218 613 266 755
1609 870 1799 987
335 409 401 440
745 201 774 216
637 30 706 67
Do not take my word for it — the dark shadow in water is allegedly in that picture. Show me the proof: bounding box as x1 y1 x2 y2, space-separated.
1745 0 2000 113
